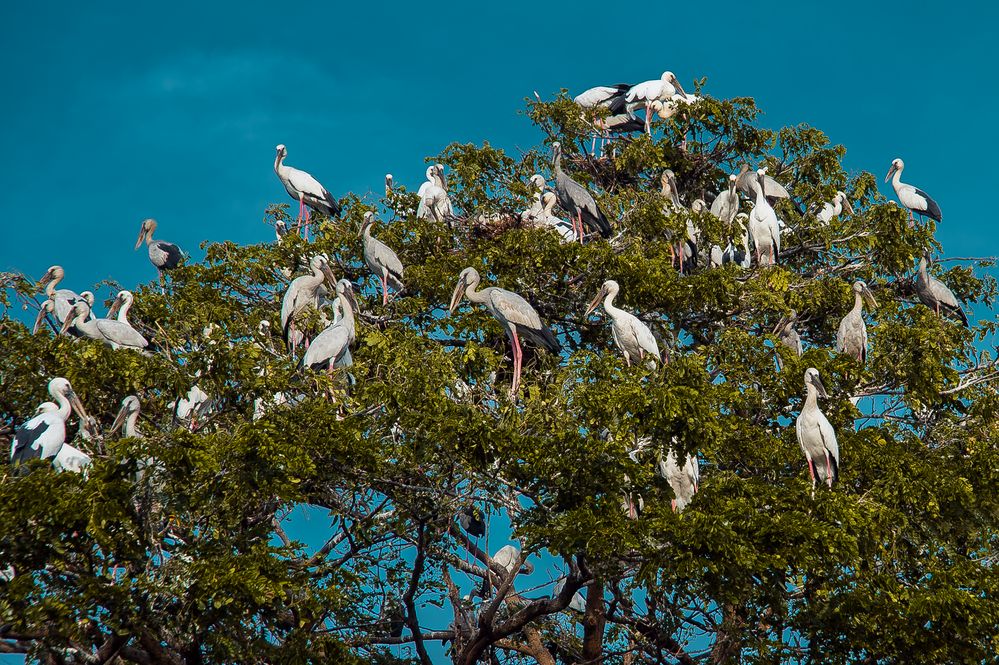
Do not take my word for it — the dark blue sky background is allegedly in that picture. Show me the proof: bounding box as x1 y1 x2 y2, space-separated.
1 1 996 661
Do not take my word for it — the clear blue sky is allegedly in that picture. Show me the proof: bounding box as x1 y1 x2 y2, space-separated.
1 1 995 661
2 1 996 294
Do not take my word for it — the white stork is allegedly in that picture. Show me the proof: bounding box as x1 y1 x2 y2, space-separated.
624 71 687 135
835 281 878 363
885 158 941 223
449 267 560 397
61 301 150 351
274 144 341 239
416 165 453 223
10 378 89 471
815 191 855 224
38 265 91 327
796 368 839 492
916 256 968 326
535 192 575 242
584 280 661 367
135 219 184 292
280 254 336 353
552 142 612 242
300 280 358 373
360 212 404 306
748 169 781 266
657 449 699 512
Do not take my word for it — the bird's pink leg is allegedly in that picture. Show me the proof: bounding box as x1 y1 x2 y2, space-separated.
806 458 815 482
671 499 677 513
510 329 522 396
825 452 834 488
576 211 585 245
382 275 388 306
645 103 652 135
303 207 311 241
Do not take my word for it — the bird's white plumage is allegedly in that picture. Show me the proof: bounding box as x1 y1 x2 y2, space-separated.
587 280 660 366
795 369 839 488
658 449 699 512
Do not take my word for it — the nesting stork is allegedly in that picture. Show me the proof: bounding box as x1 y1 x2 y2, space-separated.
274 144 341 238
449 267 560 397
657 449 699 512
61 302 150 351
38 265 91 327
736 163 790 200
721 212 752 268
795 368 838 491
535 192 575 242
300 280 358 373
815 191 855 224
748 169 781 266
109 395 157 481
710 174 740 224
172 385 212 431
280 254 336 353
520 174 548 222
624 71 687 134
491 545 533 575
384 173 393 197
916 257 968 326
584 280 661 367
574 83 631 114
360 212 404 306
835 281 878 363
416 165 454 223
551 142 612 242
135 219 184 291
106 290 138 324
774 310 803 370
885 158 941 222
10 378 89 470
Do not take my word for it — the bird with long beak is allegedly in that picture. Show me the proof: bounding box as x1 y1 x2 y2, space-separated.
816 191 855 224
280 255 337 354
748 169 781 266
33 299 56 334
10 377 90 469
135 219 184 293
38 265 91 326
449 267 560 397
795 368 839 493
585 280 661 367
360 212 404 306
884 158 941 223
835 281 878 363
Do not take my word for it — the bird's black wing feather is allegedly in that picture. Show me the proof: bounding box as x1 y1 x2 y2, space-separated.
11 420 49 465
158 242 184 270
914 188 942 222
518 323 561 354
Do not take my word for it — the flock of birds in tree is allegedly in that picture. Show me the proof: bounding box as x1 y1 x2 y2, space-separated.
9 70 968 528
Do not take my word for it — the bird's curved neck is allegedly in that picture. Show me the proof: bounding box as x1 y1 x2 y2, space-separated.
464 278 489 305
891 167 903 189
274 152 285 174
603 289 623 317
338 294 355 328
804 384 818 409
852 291 864 314
755 184 768 207
118 299 132 322
125 411 140 437
52 389 72 421
45 274 62 297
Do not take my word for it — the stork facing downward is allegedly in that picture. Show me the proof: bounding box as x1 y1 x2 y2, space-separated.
10 378 89 471
280 255 336 354
657 449 699 512
795 368 839 493
135 219 183 292
584 280 661 367
885 158 941 223
449 267 560 397
551 142 612 242
300 280 358 373
835 281 878 363
360 212 404 306
38 265 91 327
274 144 340 239
916 256 968 326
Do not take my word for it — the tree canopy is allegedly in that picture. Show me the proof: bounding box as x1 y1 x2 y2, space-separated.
2 87 998 664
